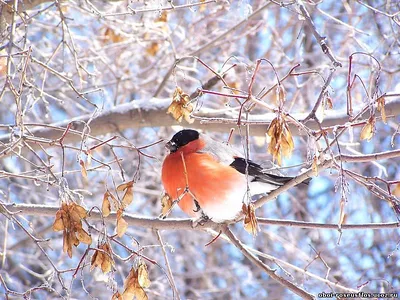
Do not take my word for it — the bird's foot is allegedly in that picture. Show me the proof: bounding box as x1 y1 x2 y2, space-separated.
193 199 201 212
191 214 210 228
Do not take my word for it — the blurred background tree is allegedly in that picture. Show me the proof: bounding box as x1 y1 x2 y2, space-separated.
0 0 399 299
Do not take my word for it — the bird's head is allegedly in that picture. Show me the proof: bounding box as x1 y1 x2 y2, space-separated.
165 129 200 153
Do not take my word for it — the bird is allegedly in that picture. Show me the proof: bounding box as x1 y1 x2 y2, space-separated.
161 129 309 223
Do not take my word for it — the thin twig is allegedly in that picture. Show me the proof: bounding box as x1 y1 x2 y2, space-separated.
155 230 181 300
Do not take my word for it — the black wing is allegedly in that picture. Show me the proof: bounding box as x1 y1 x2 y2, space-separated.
229 157 307 186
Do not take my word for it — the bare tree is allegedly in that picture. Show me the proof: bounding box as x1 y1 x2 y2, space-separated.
0 0 399 299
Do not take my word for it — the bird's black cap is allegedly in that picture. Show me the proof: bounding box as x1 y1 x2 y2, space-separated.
166 129 199 153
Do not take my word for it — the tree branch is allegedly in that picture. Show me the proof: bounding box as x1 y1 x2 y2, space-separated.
1 97 399 155
5 203 398 232
2 203 219 231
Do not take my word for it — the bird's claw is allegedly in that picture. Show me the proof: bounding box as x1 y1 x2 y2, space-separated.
191 214 210 228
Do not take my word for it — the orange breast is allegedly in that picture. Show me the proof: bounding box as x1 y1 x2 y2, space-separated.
162 151 245 217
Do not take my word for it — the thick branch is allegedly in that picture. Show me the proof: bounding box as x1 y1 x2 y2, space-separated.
4 203 399 231
1 98 399 153
2 203 218 231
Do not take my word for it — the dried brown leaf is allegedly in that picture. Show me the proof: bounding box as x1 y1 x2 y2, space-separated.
146 42 159 56
102 243 114 273
116 207 124 220
360 117 375 141
56 202 91 258
101 256 112 274
76 228 92 245
102 27 125 44
79 159 88 179
326 97 333 109
73 203 87 219
377 96 386 124
71 231 79 247
122 186 134 208
112 291 122 300
266 116 294 165
102 191 112 217
90 250 103 271
137 263 151 288
156 11 168 23
117 181 134 192
52 210 64 231
242 203 259 236
167 87 194 124
199 0 207 12
160 193 173 216
117 216 128 237
108 190 119 209
122 267 148 300
393 183 400 197
69 209 82 224
64 233 73 258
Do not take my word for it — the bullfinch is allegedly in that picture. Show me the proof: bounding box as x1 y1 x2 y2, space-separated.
162 129 308 223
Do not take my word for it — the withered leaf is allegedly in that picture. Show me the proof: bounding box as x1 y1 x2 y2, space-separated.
101 254 113 274
160 193 173 217
393 183 400 197
360 117 375 141
64 233 73 258
108 190 119 210
122 186 134 209
102 243 114 273
146 42 159 56
71 231 80 247
156 11 168 23
122 267 148 300
102 191 112 217
72 203 87 219
90 250 102 271
117 181 134 192
266 115 294 165
79 159 88 179
167 87 194 124
116 207 124 220
91 242 114 274
199 0 207 12
377 96 386 124
69 208 82 224
55 202 90 258
117 216 128 237
242 203 259 236
76 228 92 245
137 263 151 288
102 27 125 44
52 210 64 231
326 97 333 109
112 291 122 300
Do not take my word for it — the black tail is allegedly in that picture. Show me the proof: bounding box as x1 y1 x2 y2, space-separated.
230 157 310 186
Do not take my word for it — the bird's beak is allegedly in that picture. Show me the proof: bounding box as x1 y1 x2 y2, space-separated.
165 141 177 153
